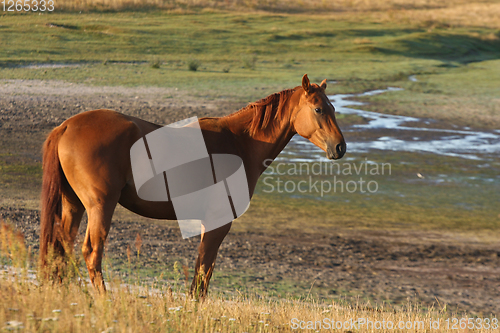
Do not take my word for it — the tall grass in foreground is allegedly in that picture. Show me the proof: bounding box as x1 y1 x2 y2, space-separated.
0 220 492 332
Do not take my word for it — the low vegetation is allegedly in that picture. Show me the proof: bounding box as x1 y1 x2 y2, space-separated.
1 220 492 333
187 59 200 71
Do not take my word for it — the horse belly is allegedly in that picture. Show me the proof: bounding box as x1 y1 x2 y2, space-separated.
118 182 177 220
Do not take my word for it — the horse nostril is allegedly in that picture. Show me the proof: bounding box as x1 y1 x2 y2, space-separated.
335 143 345 157
336 143 343 156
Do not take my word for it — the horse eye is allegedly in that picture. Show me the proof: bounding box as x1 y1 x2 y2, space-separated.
314 108 323 114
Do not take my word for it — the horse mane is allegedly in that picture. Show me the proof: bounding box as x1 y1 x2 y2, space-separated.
227 87 298 137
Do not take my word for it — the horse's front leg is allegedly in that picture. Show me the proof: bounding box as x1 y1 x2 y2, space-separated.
190 222 232 297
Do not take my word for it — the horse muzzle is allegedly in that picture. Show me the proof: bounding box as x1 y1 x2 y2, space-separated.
326 141 346 160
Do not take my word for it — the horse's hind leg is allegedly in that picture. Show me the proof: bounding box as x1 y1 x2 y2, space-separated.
49 184 85 258
48 186 85 278
60 183 85 254
191 222 232 297
81 193 120 291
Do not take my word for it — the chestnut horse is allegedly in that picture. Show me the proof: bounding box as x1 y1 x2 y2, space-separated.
40 74 346 295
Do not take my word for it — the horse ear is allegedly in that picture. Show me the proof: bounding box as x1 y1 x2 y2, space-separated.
320 79 327 91
302 74 311 94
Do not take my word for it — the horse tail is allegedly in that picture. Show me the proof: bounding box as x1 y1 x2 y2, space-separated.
40 125 67 265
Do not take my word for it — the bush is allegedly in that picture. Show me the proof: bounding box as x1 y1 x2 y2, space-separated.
242 55 257 70
150 58 161 69
188 59 200 71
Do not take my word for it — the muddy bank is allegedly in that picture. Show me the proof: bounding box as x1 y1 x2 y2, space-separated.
0 79 243 163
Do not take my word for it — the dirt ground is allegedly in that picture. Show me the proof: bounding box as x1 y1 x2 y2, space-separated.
1 80 499 316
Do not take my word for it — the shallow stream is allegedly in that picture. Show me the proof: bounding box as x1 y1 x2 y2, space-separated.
281 88 500 162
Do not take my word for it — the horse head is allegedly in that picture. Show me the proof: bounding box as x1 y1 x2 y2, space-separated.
292 74 346 160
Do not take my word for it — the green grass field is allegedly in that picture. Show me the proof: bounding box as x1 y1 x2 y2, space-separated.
0 11 498 107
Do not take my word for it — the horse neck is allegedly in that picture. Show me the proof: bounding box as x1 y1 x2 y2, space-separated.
221 93 298 175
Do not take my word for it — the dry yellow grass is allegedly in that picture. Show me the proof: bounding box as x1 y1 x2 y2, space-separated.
374 2 500 29
1 220 497 332
0 276 451 333
56 0 500 29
